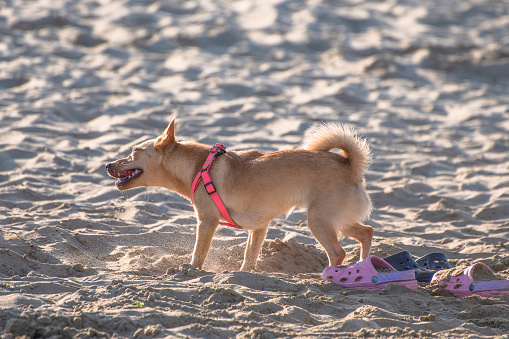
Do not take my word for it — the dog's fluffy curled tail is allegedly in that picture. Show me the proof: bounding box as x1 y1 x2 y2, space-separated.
302 123 371 178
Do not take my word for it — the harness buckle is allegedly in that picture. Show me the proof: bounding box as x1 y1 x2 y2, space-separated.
215 149 226 157
204 182 216 195
210 144 224 153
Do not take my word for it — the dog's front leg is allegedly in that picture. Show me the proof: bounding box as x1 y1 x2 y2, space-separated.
240 227 267 272
190 218 219 269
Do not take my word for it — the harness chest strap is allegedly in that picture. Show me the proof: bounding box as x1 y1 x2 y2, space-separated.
190 144 242 229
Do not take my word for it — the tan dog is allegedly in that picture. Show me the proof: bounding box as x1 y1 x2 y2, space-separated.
106 118 373 271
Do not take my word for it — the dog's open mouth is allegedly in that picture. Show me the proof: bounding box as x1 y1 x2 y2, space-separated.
112 169 143 187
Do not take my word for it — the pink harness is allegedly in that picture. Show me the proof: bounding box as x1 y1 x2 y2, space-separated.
190 144 242 229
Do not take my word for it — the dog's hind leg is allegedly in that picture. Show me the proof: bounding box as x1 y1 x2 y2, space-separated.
307 212 346 266
190 218 219 269
240 227 267 272
341 223 373 260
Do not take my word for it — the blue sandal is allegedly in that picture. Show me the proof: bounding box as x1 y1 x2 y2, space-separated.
415 252 452 271
384 251 442 283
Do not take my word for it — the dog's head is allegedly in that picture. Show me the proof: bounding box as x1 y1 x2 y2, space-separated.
106 118 176 190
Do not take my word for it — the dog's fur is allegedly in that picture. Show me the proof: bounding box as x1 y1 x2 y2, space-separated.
106 118 373 271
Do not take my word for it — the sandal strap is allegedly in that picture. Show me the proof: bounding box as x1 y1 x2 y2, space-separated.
372 270 415 284
469 280 509 292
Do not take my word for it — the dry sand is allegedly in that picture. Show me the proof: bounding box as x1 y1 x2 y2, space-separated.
1 0 509 337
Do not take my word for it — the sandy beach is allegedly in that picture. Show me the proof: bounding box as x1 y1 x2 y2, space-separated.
1 0 509 337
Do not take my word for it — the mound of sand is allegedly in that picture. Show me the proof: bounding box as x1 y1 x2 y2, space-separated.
1 0 508 337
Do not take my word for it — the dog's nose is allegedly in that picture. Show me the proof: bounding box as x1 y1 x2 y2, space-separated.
105 163 111 170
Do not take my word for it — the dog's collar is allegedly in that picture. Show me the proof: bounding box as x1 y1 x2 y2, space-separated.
190 144 242 229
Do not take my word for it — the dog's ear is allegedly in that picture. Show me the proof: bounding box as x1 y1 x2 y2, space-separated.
155 118 176 150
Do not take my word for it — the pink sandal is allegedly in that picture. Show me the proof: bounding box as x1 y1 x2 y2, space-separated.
322 256 418 291
431 262 509 297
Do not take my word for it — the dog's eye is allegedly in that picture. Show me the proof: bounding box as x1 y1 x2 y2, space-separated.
132 148 138 156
